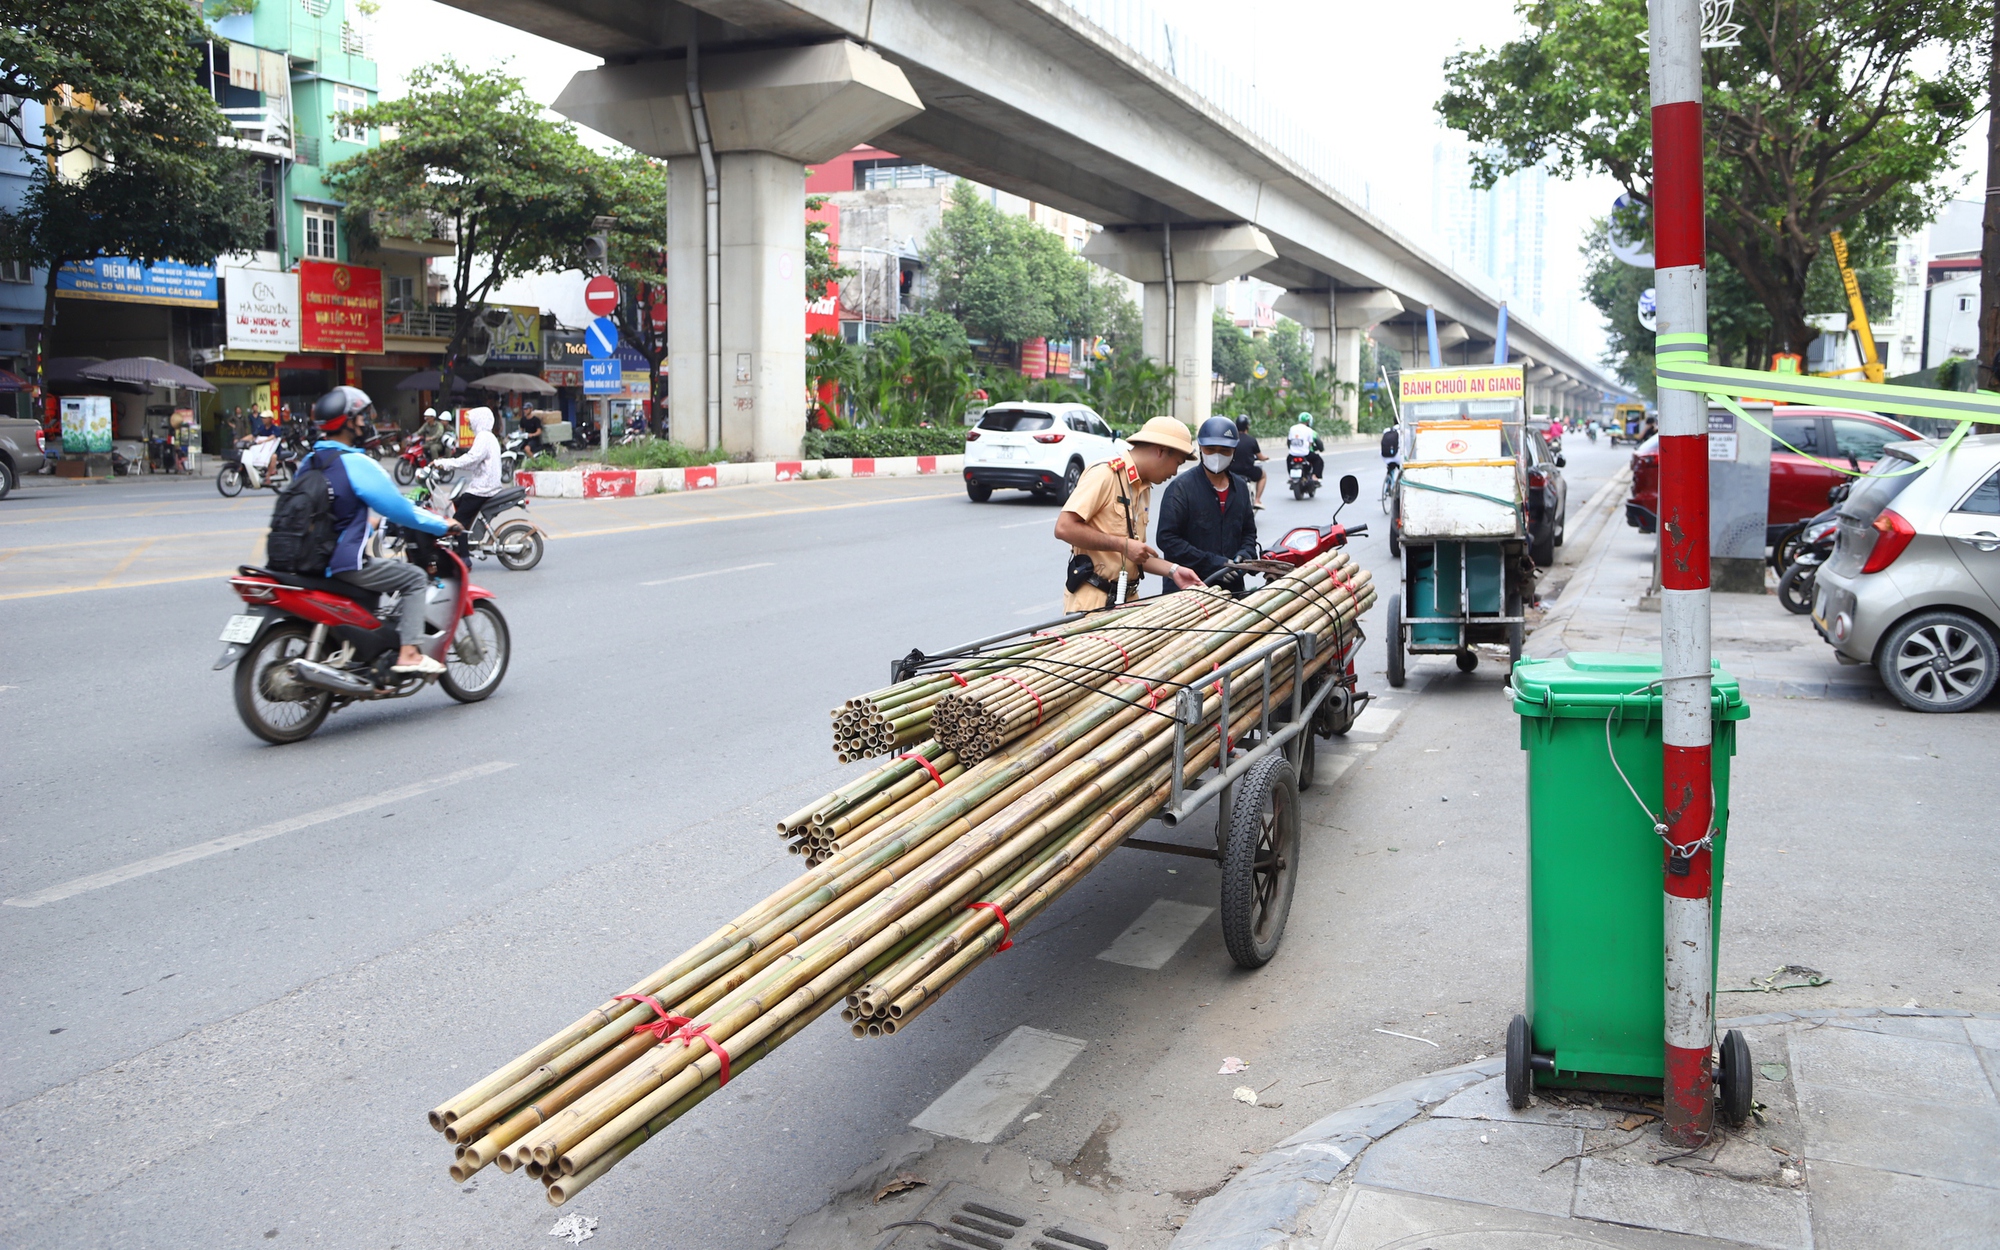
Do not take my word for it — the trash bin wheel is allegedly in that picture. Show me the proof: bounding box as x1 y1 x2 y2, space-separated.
1456 649 1478 673
1717 1028 1753 1127
1386 594 1406 688
1505 1013 1533 1110
1219 753 1301 969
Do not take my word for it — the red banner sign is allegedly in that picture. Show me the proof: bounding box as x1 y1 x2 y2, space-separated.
298 261 384 354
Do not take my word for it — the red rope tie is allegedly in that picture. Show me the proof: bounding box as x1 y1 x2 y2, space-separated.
613 993 692 1042
1210 660 1225 696
966 901 1013 951
898 751 944 788
1081 634 1131 670
1031 631 1066 644
1114 675 1160 709
994 673 1044 725
947 671 969 687
667 1021 731 1085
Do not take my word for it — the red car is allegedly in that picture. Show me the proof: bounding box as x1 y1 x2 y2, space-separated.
1625 407 1922 544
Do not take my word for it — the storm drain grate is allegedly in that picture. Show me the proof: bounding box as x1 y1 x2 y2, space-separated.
905 1191 1115 1250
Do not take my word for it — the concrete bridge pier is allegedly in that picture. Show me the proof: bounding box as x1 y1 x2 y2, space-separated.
1277 286 1400 430
1085 224 1276 427
555 40 921 457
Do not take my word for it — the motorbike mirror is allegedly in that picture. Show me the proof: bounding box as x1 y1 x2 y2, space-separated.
1338 474 1360 505
1555 455 1567 468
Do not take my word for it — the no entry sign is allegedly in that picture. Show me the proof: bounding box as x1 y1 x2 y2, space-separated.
584 275 618 317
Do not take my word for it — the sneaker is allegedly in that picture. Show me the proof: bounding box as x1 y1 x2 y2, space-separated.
392 655 447 675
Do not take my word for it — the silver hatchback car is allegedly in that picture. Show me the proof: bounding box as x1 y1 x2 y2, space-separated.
1813 433 2000 712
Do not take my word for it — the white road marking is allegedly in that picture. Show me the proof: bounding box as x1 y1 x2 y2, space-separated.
641 562 775 586
998 519 1053 530
1095 899 1214 970
1319 754 1359 786
4 762 516 908
910 1025 1088 1143
1349 706 1402 737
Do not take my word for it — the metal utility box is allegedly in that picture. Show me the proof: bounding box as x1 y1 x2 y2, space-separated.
1706 403 1773 594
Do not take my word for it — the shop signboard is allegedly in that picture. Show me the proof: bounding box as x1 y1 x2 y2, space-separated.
298 261 384 354
223 267 302 353
543 366 582 388
57 258 217 307
61 395 113 453
483 305 543 366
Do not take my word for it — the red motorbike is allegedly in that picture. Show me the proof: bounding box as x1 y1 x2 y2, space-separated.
214 531 510 743
1258 472 1370 736
393 434 453 487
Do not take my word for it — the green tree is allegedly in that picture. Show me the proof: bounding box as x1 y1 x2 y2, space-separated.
923 179 1104 345
0 0 266 391
328 60 624 392
1438 0 1984 356
1212 311 1255 386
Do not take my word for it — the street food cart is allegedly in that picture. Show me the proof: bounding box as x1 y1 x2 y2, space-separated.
1385 364 1532 686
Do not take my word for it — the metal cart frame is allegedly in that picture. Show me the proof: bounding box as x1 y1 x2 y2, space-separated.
892 608 1368 968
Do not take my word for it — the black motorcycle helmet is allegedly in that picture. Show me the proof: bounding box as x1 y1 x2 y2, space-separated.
312 385 373 436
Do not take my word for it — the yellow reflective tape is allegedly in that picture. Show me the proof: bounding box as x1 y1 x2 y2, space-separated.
1708 391 1973 479
1657 361 2000 425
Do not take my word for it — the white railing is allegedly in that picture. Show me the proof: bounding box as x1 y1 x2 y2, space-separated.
219 106 292 156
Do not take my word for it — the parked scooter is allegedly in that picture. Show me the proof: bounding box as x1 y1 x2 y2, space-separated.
215 529 510 743
1777 514 1839 615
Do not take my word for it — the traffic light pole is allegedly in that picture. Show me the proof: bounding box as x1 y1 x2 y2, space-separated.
1648 0 1716 1148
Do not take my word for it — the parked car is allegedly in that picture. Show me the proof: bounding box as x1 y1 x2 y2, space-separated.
0 410 48 498
1524 425 1568 567
1625 407 1922 541
1812 434 2000 712
962 402 1126 503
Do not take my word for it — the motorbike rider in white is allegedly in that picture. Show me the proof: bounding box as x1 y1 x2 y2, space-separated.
434 406 502 535
1286 412 1325 485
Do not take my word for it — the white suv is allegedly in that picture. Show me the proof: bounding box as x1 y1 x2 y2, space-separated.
963 402 1126 503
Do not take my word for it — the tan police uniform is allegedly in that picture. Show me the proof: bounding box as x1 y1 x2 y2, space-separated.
1060 456 1150 613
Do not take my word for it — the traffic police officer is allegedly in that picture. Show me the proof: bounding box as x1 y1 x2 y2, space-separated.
1052 416 1203 611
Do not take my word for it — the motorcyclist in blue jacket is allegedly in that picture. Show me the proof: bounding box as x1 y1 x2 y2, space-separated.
306 387 457 674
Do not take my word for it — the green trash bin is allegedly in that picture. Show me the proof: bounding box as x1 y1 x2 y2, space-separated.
1508 651 1750 1106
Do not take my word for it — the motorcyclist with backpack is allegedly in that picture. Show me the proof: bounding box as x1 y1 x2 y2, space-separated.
1286 412 1325 487
295 387 458 674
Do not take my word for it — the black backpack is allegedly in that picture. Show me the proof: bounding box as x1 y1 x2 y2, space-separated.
1379 426 1400 458
266 449 341 574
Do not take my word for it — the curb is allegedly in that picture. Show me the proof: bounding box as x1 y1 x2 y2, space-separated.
517 454 964 499
1168 1006 1999 1250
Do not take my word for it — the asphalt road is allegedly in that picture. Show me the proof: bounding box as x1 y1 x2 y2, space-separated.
0 440 1645 1247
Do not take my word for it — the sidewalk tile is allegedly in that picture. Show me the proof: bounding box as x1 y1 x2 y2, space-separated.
1325 1184 1764 1250
1430 1075 1620 1129
1788 1025 1994 1105
1573 1158 1811 1250
1794 1082 2000 1186
1822 1014 1975 1045
1804 1157 2000 1250
1351 1117 1581 1217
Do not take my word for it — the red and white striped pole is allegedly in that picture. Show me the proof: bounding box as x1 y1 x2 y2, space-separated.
1647 0 1715 1148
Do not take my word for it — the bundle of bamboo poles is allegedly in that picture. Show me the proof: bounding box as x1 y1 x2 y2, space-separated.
930 590 1229 763
431 550 1373 1207
827 602 1155 761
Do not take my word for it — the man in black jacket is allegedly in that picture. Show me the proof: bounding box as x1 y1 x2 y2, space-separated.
1157 416 1259 593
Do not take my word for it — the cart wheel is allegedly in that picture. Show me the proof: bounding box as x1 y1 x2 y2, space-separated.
1219 753 1301 969
1456 649 1478 673
1295 726 1318 790
1718 1028 1753 1127
1506 1013 1533 1109
1386 594 1406 688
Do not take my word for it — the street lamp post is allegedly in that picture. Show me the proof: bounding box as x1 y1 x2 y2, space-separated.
1647 0 1716 1149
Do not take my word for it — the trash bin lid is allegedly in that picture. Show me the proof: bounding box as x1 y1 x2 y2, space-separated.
1511 651 1748 720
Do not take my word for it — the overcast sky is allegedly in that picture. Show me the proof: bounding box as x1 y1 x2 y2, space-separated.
369 0 1991 368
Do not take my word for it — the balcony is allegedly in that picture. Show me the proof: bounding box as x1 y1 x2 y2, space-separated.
366 210 457 258
383 305 457 342
219 107 291 160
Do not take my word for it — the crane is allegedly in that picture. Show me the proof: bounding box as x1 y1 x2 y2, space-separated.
1818 231 1885 383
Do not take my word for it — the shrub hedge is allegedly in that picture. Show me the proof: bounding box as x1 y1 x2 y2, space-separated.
802 426 968 459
